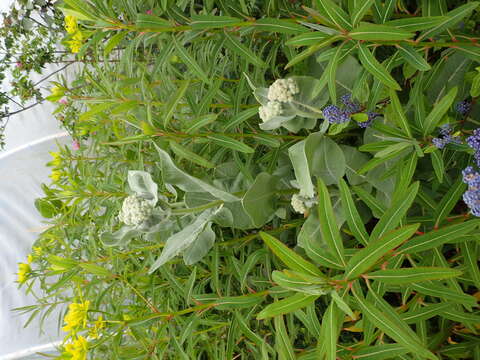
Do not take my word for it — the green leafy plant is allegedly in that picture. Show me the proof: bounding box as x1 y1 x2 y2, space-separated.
16 0 480 359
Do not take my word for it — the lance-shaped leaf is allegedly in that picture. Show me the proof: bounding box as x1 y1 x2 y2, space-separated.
274 315 296 359
345 224 419 280
369 182 419 241
207 134 254 154
386 16 449 32
314 0 352 30
351 0 375 26
223 32 266 68
396 219 480 254
353 287 438 360
285 35 343 69
366 267 462 285
169 140 215 169
155 144 239 202
389 89 413 138
338 179 369 245
461 242 480 289
411 282 477 307
254 18 308 34
191 15 242 30
434 178 466 227
260 232 326 278
317 178 346 267
349 23 413 41
400 303 452 324
422 86 458 136
326 41 345 104
192 292 266 310
319 302 341 360
272 270 332 295
358 43 401 90
418 2 480 41
285 31 329 47
396 43 431 71
173 38 210 84
353 344 409 360
257 293 318 320
164 80 190 128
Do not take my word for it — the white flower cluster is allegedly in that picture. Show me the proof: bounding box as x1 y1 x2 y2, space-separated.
291 193 318 214
118 195 153 226
259 101 283 122
268 78 299 103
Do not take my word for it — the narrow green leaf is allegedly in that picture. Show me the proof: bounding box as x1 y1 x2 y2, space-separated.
349 23 413 41
164 80 190 128
314 0 353 30
401 303 452 324
357 43 401 90
418 2 480 41
366 267 462 284
169 141 214 169
351 0 375 27
353 288 437 360
430 150 444 183
235 312 274 353
285 31 329 47
317 178 346 267
374 142 411 159
397 219 480 254
274 315 296 360
339 179 369 246
370 182 419 241
411 282 477 307
345 224 419 280
389 89 412 137
352 185 386 217
257 293 318 320
434 178 467 227
207 134 254 154
260 232 326 278
331 291 355 319
192 292 266 310
273 270 331 295
396 43 431 71
173 38 210 84
461 242 480 289
285 35 342 69
321 302 340 360
191 15 242 30
255 18 308 34
386 16 449 32
353 344 409 360
423 86 458 136
104 31 129 58
222 107 258 131
326 42 345 104
223 32 266 68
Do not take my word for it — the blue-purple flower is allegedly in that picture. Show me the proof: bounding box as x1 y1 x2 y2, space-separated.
456 100 471 116
322 105 350 124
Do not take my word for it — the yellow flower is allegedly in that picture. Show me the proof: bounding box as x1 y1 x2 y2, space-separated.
63 301 90 333
64 336 88 360
17 263 31 283
50 170 62 182
51 86 64 97
27 254 33 263
67 31 84 54
88 315 105 339
64 16 78 34
33 246 42 256
49 151 62 167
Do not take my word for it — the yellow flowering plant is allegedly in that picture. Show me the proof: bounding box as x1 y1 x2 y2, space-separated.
62 301 90 334
63 336 88 360
17 263 31 284
64 16 78 34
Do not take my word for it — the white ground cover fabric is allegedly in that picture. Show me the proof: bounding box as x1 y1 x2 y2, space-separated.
0 2 70 356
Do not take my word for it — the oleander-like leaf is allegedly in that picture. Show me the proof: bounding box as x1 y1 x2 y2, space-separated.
345 224 419 280
366 267 462 284
339 179 369 245
349 23 414 41
260 232 326 278
257 293 318 320
357 43 401 90
422 86 458 136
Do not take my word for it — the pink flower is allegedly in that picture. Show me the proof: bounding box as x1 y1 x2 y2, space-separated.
58 98 68 105
72 140 81 151
16 62 22 68
146 10 153 15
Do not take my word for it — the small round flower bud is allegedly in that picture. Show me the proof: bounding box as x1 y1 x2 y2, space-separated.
267 78 299 103
259 101 283 122
118 195 154 226
291 193 317 214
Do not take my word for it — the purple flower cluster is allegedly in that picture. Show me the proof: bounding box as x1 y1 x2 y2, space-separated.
456 100 471 116
322 94 376 128
462 166 480 216
432 124 461 149
467 129 480 167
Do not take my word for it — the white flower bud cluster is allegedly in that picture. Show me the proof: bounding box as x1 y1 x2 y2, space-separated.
291 193 318 214
118 195 153 226
259 101 283 123
268 78 299 103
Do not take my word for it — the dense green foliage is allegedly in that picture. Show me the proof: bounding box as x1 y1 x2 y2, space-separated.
17 0 480 359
